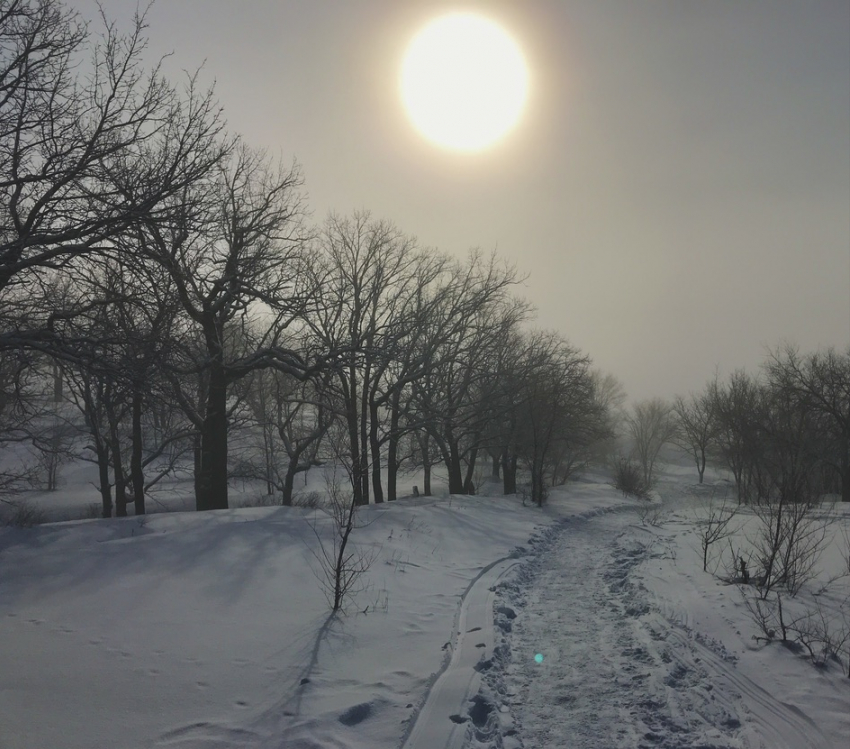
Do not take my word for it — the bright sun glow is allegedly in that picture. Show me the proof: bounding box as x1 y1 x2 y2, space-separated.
400 13 529 153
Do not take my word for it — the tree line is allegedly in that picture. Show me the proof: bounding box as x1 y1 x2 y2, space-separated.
618 346 850 505
0 0 616 516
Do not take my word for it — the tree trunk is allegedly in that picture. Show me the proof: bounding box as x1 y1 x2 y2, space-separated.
447 440 465 495
104 389 128 517
52 360 63 401
842 460 850 502
369 400 383 503
112 434 127 518
282 462 296 506
281 438 311 507
502 452 517 495
131 386 145 515
193 432 202 508
346 405 365 506
264 423 275 496
464 446 478 494
197 363 229 511
387 451 398 501
359 363 371 503
491 453 500 478
418 431 432 496
387 392 401 502
532 459 545 506
97 440 113 518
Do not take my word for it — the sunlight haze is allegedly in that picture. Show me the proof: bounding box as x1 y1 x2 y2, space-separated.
76 0 850 401
3 3 850 745
400 13 529 152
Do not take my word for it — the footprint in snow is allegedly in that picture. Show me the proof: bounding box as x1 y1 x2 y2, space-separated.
338 701 372 726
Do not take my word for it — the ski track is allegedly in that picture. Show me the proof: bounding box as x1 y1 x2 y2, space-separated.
400 556 522 749
465 511 829 749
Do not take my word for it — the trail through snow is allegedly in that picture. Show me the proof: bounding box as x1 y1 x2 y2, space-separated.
400 556 520 749
3 480 846 749
471 511 833 749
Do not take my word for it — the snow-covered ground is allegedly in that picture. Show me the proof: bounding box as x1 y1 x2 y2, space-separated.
1 465 848 748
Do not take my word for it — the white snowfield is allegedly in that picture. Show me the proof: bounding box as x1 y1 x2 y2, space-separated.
1 471 848 749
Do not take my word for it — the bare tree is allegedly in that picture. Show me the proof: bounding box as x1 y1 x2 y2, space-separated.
582 370 626 469
0 349 42 497
366 249 455 503
625 398 678 490
745 379 829 595
707 371 764 503
242 367 334 505
695 491 738 572
766 345 850 502
478 325 525 495
304 220 524 504
303 212 424 505
307 474 376 613
0 2 226 352
673 386 718 484
0 1 230 511
547 369 617 486
411 255 527 496
139 144 312 510
509 331 604 505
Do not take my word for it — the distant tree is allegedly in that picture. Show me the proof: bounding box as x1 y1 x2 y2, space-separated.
742 378 826 595
0 349 41 496
512 331 600 506
242 367 334 505
302 213 421 505
64 362 117 517
673 386 718 484
479 326 525 495
547 370 618 486
275 375 334 506
413 279 528 496
766 345 850 502
410 430 440 497
625 398 678 490
708 371 764 503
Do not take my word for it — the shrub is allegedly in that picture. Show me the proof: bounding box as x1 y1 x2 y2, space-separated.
1 499 47 528
612 457 654 500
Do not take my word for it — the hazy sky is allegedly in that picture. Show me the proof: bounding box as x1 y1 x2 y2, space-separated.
79 1 849 401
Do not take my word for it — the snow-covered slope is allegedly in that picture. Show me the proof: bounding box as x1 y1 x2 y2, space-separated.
1 472 848 749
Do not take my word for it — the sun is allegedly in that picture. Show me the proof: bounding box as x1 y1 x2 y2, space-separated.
400 13 529 153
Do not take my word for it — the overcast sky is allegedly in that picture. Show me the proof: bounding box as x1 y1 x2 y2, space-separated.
79 0 850 401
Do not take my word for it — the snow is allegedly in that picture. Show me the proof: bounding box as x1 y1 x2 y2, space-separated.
1 465 848 748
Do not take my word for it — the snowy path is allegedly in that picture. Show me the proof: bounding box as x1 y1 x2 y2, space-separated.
400 557 520 749
478 512 831 749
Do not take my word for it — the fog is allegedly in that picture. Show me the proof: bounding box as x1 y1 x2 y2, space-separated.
79 0 850 400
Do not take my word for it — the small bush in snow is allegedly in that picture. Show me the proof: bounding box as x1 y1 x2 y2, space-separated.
743 589 850 676
293 491 322 509
307 478 376 613
1 499 47 528
611 457 654 500
237 493 279 509
695 493 739 572
81 503 101 520
636 500 666 527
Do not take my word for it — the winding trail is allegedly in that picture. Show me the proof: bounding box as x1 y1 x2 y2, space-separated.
401 556 521 749
488 512 830 749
